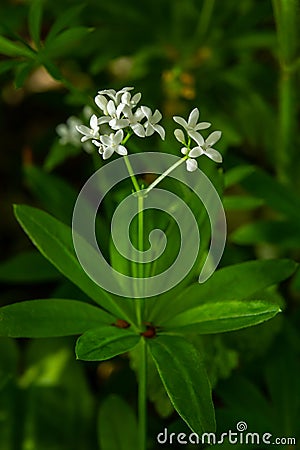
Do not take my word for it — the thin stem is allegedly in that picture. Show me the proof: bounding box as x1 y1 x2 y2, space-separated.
138 339 147 450
144 156 188 194
124 155 140 192
195 0 216 42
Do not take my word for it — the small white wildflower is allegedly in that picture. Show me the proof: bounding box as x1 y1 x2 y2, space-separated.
121 91 142 109
181 131 222 172
56 116 82 146
94 129 127 160
98 87 134 106
76 114 99 142
173 108 210 141
141 106 165 140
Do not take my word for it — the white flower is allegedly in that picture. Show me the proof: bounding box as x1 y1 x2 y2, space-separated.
56 116 82 146
141 106 165 140
97 87 133 106
121 91 142 109
94 129 127 160
181 131 222 172
76 114 99 142
173 108 210 141
123 106 145 137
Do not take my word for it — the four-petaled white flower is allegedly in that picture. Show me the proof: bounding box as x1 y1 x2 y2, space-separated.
93 129 128 160
173 108 211 141
76 114 99 142
141 106 165 140
181 131 223 172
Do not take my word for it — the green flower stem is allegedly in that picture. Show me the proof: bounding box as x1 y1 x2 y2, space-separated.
123 155 140 193
138 339 147 450
144 156 188 195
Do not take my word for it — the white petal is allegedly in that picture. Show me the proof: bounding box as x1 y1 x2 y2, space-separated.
154 124 165 140
206 130 222 146
110 118 129 130
121 92 130 104
145 123 154 136
152 109 162 124
132 92 141 104
186 159 198 172
189 146 203 158
204 148 223 163
76 125 91 135
92 139 101 147
100 135 111 146
141 106 151 119
195 122 211 130
114 129 124 143
174 129 185 143
188 108 199 127
97 116 110 125
95 95 107 111
107 100 116 116
103 147 114 159
173 116 188 128
189 130 204 145
181 147 188 155
131 123 146 137
90 114 98 130
116 145 128 156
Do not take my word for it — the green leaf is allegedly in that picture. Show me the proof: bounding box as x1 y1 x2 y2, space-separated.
98 395 138 450
14 204 135 322
150 259 297 323
223 195 264 210
162 300 281 334
44 141 81 172
14 61 35 88
0 250 60 283
24 165 77 224
148 335 215 434
0 299 114 338
76 326 140 361
242 169 300 223
28 0 43 48
45 5 84 45
224 165 255 188
0 35 35 58
44 27 93 58
231 219 300 248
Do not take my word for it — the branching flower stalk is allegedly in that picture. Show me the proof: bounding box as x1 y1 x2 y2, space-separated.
58 86 223 450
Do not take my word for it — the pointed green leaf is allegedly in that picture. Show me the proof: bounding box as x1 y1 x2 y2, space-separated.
162 301 281 334
14 61 34 88
148 335 215 434
28 0 43 47
98 395 138 450
151 259 296 322
76 325 140 361
44 27 93 58
0 35 35 58
224 195 264 210
14 205 135 322
0 250 60 283
0 299 114 338
45 5 84 44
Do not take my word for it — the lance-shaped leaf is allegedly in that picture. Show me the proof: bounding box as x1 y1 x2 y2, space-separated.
0 35 35 58
98 395 138 450
151 259 296 323
148 335 215 435
14 205 135 323
161 300 281 334
0 299 114 338
76 325 140 361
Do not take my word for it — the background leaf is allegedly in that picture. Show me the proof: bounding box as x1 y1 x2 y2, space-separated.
98 395 138 450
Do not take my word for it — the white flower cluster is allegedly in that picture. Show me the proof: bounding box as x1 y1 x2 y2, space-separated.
173 108 222 172
76 87 165 160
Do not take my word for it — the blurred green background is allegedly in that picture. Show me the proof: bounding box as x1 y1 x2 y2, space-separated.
0 0 300 448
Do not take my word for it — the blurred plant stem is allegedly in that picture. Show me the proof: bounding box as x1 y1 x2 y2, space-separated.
138 339 147 450
272 0 299 185
195 0 216 41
